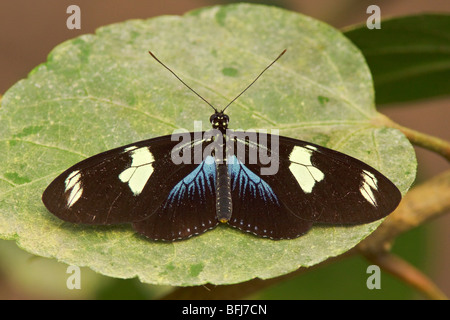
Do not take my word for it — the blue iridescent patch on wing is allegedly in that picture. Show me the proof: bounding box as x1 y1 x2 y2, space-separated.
165 156 216 207
228 155 279 205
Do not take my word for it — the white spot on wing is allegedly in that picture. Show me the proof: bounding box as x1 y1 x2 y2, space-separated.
123 146 138 153
289 146 324 193
360 170 379 206
65 170 80 190
119 147 155 196
64 170 83 208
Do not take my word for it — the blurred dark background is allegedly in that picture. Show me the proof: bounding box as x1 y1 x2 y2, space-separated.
0 0 449 299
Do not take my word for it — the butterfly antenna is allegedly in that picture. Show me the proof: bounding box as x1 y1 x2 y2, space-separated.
148 51 218 112
222 49 287 113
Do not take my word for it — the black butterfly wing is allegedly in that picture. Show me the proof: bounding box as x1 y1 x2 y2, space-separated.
226 132 401 239
227 154 313 239
132 156 219 241
42 134 218 241
275 135 402 223
43 136 171 224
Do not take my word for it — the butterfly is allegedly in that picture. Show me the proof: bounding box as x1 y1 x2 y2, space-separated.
42 49 401 241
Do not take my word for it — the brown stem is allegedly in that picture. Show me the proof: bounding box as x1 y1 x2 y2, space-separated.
374 113 450 162
363 252 448 300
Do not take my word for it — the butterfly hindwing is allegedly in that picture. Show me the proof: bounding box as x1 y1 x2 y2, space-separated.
227 154 313 239
132 156 218 241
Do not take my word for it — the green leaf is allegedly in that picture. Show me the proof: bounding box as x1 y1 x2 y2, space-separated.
344 14 450 105
0 3 416 286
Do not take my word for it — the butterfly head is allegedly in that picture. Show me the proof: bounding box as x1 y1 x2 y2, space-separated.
210 111 229 131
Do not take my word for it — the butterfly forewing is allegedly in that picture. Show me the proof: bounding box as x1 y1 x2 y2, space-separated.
275 136 401 224
43 134 207 224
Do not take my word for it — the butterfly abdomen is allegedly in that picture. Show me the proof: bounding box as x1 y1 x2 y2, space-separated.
215 161 232 223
